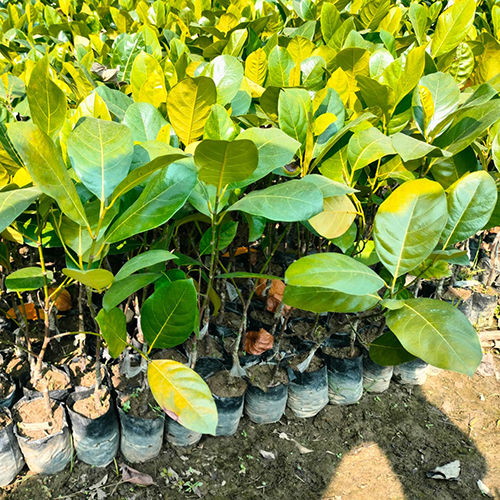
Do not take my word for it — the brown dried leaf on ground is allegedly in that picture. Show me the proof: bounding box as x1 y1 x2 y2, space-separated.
48 288 72 311
120 463 155 486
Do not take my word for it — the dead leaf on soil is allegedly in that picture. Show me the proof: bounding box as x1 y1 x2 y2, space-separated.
260 450 276 460
120 463 155 486
426 460 460 480
278 431 313 454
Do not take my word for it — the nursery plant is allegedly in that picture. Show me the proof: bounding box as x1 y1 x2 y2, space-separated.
0 0 498 482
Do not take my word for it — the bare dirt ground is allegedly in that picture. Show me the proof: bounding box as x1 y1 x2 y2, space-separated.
3 354 499 500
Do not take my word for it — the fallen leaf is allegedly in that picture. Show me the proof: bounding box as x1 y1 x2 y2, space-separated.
477 479 493 497
120 463 155 486
255 278 268 296
426 460 460 480
6 302 45 321
260 450 276 460
48 288 72 311
244 328 274 355
294 442 313 454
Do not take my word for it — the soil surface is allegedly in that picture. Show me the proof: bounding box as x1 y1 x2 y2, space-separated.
14 398 64 440
207 371 247 398
72 389 110 419
151 349 188 364
289 352 324 373
32 368 70 392
246 363 289 391
3 355 500 500
119 388 161 420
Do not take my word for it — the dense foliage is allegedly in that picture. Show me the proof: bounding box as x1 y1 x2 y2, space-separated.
1 0 499 433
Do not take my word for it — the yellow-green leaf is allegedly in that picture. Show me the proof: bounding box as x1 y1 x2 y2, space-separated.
309 195 356 239
148 360 217 434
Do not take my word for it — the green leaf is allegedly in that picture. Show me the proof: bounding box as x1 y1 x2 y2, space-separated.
96 307 128 358
229 180 323 222
285 253 385 295
204 55 243 105
106 161 197 243
431 0 476 58
96 86 133 121
412 73 460 139
391 133 447 162
321 3 341 46
433 100 500 155
6 267 52 292
283 285 380 313
302 174 356 197
194 139 258 191
0 187 41 233
267 46 294 87
67 117 133 201
441 171 497 248
141 278 198 350
278 88 311 147
63 268 114 291
7 122 88 227
26 57 66 138
148 360 217 434
167 76 217 145
234 127 300 187
123 102 167 143
199 221 238 256
109 153 187 204
103 273 161 311
204 104 238 141
115 250 177 281
347 127 395 171
369 330 416 366
373 179 448 279
409 2 428 46
216 272 281 280
386 298 482 376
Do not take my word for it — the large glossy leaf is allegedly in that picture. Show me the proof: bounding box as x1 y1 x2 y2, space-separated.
204 104 238 141
106 161 197 243
391 133 446 162
130 51 167 107
67 117 134 201
109 153 187 205
194 139 258 191
123 102 167 143
141 278 197 350
245 48 267 85
167 77 216 146
27 57 66 138
148 360 217 434
204 55 243 105
441 171 497 248
63 268 114 291
412 73 460 139
199 221 238 255
308 195 357 239
347 127 395 171
103 273 161 311
302 174 356 197
8 122 88 227
0 187 41 233
278 88 311 147
115 249 176 281
373 179 448 279
267 46 294 87
96 307 128 358
6 267 52 292
96 86 133 121
430 0 476 58
285 253 385 295
386 298 482 376
369 330 416 366
283 285 380 313
433 100 500 155
229 180 323 222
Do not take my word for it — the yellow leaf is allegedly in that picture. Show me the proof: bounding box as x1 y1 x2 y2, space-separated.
0 165 8 187
148 360 217 435
2 226 23 244
167 77 217 145
313 113 337 136
327 67 361 111
309 195 357 239
474 40 500 85
12 168 32 187
71 92 111 127
245 48 267 86
217 12 239 33
287 36 314 64
131 51 167 107
418 85 435 136
244 77 265 98
289 65 301 87
379 7 403 35
156 124 172 143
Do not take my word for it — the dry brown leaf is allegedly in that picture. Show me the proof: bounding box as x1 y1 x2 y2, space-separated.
255 278 268 296
244 328 274 355
48 288 72 311
120 463 155 486
6 302 45 321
